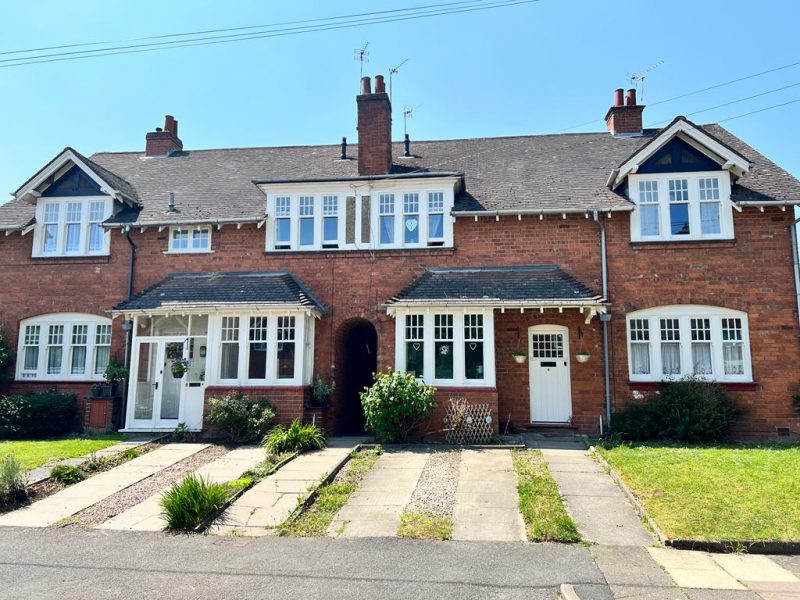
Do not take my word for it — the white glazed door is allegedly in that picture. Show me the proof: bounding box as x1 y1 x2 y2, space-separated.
528 326 572 423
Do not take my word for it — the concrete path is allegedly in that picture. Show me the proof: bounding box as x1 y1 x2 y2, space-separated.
451 449 526 542
0 444 207 528
330 449 428 538
25 437 157 485
212 439 358 537
98 446 265 531
538 443 654 546
592 545 688 599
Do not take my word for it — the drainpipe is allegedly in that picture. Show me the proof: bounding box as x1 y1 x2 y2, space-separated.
119 226 137 429
592 211 613 431
789 215 800 327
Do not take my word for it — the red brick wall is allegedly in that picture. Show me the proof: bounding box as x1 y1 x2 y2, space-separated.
356 93 392 176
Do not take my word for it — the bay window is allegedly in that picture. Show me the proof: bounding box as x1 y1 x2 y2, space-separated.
630 172 733 242
34 197 112 257
405 314 425 377
626 306 752 382
17 314 113 380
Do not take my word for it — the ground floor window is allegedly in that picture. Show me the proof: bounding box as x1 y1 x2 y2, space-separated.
17 313 112 380
626 305 752 382
395 308 495 386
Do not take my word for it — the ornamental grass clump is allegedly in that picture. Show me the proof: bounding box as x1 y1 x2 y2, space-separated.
160 474 229 532
360 369 436 443
264 419 327 454
0 455 27 508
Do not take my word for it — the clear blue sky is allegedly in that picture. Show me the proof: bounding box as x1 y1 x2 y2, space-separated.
1 0 798 201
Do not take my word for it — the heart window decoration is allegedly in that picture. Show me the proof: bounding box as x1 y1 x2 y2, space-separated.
469 342 477 351
412 342 421 351
405 218 418 232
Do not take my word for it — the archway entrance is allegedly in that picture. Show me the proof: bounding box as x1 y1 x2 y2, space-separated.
336 318 377 434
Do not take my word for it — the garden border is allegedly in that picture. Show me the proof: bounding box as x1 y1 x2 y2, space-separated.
590 446 800 554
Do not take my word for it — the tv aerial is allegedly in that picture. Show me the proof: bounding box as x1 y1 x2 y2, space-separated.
629 59 664 103
389 58 408 102
403 104 422 137
354 42 370 79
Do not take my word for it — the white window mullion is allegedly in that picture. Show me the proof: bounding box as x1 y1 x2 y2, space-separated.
423 312 435 382
267 315 278 383
453 309 466 382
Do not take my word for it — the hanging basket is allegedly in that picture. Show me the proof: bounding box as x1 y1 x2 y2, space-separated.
576 353 590 364
512 354 527 364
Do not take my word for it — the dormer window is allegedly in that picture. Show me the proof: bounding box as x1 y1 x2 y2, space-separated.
630 172 733 242
33 197 112 257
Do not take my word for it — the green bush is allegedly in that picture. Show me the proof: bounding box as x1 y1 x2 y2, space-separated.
264 419 327 454
0 326 12 381
360 369 437 443
160 474 229 532
206 391 277 443
50 463 85 485
612 377 742 443
0 455 27 507
0 390 78 439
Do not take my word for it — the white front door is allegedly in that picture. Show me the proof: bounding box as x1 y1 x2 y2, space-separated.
529 325 572 423
126 338 186 430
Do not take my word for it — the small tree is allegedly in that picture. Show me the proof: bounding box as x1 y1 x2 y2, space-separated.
360 369 436 443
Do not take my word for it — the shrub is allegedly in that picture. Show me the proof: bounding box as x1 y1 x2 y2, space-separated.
160 474 229 532
264 419 327 454
0 390 78 439
0 326 12 381
50 463 85 485
612 377 742 443
360 369 437 443
206 391 277 443
0 455 27 507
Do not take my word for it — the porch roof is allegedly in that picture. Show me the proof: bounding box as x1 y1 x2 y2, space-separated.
113 271 326 315
386 265 605 316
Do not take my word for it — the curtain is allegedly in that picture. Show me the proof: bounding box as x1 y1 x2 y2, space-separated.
630 343 651 374
723 343 744 375
661 342 681 375
692 342 713 375
700 202 721 234
640 205 660 236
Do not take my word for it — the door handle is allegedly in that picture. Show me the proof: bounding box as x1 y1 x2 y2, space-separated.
153 382 159 390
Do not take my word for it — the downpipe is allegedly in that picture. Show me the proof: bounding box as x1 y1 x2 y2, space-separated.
790 216 800 328
592 211 613 433
119 227 137 429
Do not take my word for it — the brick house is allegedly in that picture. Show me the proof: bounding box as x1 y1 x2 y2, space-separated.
1 75 798 438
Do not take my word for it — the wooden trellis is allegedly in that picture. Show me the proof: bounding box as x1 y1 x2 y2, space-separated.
443 398 494 445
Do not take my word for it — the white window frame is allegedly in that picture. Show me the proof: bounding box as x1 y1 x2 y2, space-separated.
16 313 113 381
167 226 212 254
626 305 752 383
629 172 734 242
393 308 495 387
32 196 113 257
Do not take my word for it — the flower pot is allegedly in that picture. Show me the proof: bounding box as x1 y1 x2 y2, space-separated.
172 370 185 379
576 353 590 363
512 354 527 364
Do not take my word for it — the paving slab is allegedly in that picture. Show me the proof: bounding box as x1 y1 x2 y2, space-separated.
712 554 800 586
98 446 265 531
591 545 688 599
451 449 525 542
0 443 207 528
331 449 427 538
647 548 747 591
211 442 355 536
540 447 653 546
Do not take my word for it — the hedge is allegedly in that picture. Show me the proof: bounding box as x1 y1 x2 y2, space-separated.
0 389 79 439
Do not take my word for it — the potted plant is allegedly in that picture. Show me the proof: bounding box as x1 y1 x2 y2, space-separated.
576 350 591 363
511 350 527 364
311 375 335 408
91 383 104 398
171 358 191 379
103 357 128 396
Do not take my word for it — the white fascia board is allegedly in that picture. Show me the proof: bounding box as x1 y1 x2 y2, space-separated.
612 120 750 189
256 176 461 196
103 216 266 229
386 299 607 315
114 304 322 318
451 206 633 218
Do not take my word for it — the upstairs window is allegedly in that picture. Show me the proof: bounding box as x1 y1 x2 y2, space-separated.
17 314 112 380
379 194 395 245
428 192 445 245
299 196 315 247
275 197 291 249
403 193 420 244
626 306 751 382
322 196 339 247
630 173 733 242
168 227 211 253
34 197 112 257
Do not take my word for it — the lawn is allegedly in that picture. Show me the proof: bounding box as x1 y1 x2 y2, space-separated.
0 435 124 471
596 443 800 541
511 449 581 543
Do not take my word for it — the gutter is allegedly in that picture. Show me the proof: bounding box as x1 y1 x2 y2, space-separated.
452 206 634 218
103 216 267 230
592 210 613 431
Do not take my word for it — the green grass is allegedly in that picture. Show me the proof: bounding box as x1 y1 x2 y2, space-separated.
397 512 453 540
596 442 800 541
278 447 383 537
0 434 124 471
512 449 581 543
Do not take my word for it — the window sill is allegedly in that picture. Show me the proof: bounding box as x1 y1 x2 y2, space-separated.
629 239 736 250
15 377 105 383
627 380 759 391
263 246 456 258
163 249 215 255
30 254 111 263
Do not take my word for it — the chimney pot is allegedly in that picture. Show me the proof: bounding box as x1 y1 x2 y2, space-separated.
360 76 372 95
374 75 386 94
614 88 624 107
625 88 637 106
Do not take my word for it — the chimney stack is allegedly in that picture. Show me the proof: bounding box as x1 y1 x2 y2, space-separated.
605 88 644 137
357 74 392 175
146 114 184 156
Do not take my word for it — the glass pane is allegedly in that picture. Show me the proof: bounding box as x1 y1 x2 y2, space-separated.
192 229 209 250
692 343 713 375
190 315 209 336
380 215 394 244
464 341 484 379
640 205 660 236
94 346 110 375
323 217 338 242
435 341 453 379
65 223 81 252
88 223 104 251
43 224 58 253
160 354 181 420
300 218 314 246
724 343 744 375
428 213 444 239
406 341 424 377
71 346 87 375
47 347 62 374
152 316 188 336
187 337 207 382
134 342 156 420
171 229 188 250
631 343 650 374
661 342 681 375
669 204 690 235
24 347 39 371
276 219 290 244
248 343 267 379
220 344 239 379
277 342 295 379
404 215 419 243
700 202 720 234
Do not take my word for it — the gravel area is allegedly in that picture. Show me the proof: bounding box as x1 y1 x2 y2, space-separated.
406 449 461 516
60 445 230 528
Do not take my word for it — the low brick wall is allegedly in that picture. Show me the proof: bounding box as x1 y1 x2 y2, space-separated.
0 380 91 432
203 386 310 430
